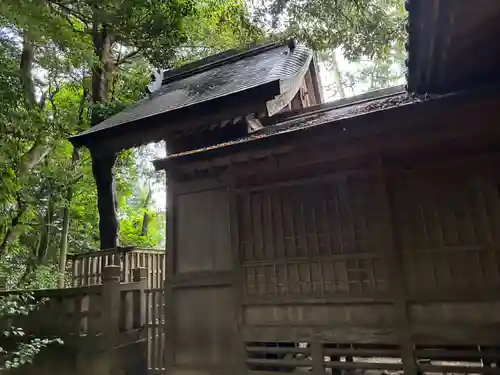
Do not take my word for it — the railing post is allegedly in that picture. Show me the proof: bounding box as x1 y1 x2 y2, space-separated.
0 272 7 291
311 338 325 375
132 267 148 329
102 265 121 347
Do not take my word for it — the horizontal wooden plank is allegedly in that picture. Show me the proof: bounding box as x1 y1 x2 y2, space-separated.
246 347 310 355
67 246 135 259
325 361 403 371
0 284 103 298
412 324 500 345
248 371 297 375
419 364 500 374
416 349 500 360
169 270 234 288
242 252 384 266
235 168 372 193
243 326 398 344
246 358 311 367
175 178 226 195
408 290 500 302
323 348 400 357
243 294 392 305
119 282 144 292
144 288 164 293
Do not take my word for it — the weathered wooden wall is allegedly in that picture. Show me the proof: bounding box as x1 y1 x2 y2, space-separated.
165 147 500 375
161 92 500 375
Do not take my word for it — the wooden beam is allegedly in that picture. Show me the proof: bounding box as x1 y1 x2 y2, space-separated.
373 148 417 375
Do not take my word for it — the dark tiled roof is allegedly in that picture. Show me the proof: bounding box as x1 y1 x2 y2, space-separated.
70 41 313 143
163 86 413 161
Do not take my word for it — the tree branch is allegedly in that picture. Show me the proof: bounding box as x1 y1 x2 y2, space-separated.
48 0 92 26
0 195 27 257
116 48 143 66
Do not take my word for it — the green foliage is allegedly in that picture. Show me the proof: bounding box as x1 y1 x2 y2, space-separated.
0 293 63 370
0 0 258 286
252 0 406 60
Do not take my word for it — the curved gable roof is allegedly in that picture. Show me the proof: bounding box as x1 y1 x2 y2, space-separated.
70 41 313 149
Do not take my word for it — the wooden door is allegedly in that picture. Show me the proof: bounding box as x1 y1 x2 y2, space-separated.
167 181 237 375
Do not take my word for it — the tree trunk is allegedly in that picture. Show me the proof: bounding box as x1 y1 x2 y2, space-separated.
58 147 79 287
92 153 119 249
330 49 346 99
36 194 54 264
20 194 54 284
91 22 119 250
20 36 36 107
140 186 153 237
0 199 27 257
58 186 71 287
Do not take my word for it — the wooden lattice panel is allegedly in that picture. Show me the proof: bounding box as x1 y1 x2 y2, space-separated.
244 257 387 296
390 164 500 295
238 173 389 298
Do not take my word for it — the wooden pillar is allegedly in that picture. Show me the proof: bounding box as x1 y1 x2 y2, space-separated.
227 165 247 375
133 267 148 329
373 149 418 375
102 265 121 347
164 178 176 372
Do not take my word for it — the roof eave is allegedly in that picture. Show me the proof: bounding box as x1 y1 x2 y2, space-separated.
69 80 283 154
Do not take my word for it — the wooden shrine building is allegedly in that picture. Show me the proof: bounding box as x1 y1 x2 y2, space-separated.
70 2 500 374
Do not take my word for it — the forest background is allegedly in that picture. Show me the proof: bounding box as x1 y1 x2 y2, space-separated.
0 0 406 289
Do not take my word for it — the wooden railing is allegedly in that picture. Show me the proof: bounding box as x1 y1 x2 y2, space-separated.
0 266 151 375
67 247 165 289
1 266 148 343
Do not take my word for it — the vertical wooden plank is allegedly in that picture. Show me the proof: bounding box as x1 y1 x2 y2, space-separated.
145 289 152 371
298 191 309 257
165 178 176 372
310 192 321 256
154 252 159 289
161 253 165 287
98 255 103 284
252 192 265 260
228 166 247 375
158 289 164 373
71 258 77 287
102 265 121 346
322 184 334 255
273 189 286 260
374 151 417 375
74 292 84 334
286 188 298 258
79 257 85 286
242 194 255 261
89 256 95 285
122 251 128 283
151 288 158 370
155 252 159 286
132 268 147 330
332 182 345 254
265 191 275 260
311 339 325 375
87 292 99 335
